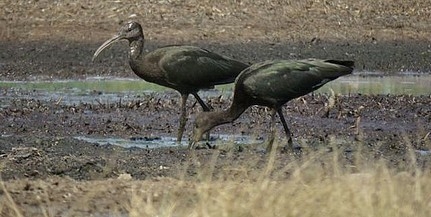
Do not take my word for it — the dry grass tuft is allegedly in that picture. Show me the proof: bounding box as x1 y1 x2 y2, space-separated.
1 137 431 216
127 143 431 217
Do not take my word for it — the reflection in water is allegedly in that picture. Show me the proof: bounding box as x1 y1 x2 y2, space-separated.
74 134 263 149
415 149 431 156
74 136 185 148
0 75 430 95
0 75 430 107
318 75 431 95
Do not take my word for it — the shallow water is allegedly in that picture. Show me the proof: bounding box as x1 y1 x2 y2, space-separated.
1 74 430 95
74 134 263 149
1 75 430 107
318 75 431 96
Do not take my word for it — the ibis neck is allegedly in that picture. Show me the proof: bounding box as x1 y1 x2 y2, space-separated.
206 103 247 131
129 38 144 60
193 101 248 142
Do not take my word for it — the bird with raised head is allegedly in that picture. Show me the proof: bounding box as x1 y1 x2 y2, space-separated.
190 59 354 151
92 21 249 142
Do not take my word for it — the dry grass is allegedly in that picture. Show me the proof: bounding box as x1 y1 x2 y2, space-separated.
1 139 431 217
126 147 431 217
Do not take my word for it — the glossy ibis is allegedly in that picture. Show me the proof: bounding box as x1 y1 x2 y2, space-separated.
92 21 249 142
190 59 354 150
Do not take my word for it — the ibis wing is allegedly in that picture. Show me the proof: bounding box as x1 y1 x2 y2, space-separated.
242 59 352 102
158 46 249 89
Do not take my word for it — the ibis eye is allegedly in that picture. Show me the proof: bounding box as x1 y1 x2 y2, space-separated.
127 23 134 31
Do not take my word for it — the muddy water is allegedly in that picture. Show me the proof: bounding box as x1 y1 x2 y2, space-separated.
74 134 263 149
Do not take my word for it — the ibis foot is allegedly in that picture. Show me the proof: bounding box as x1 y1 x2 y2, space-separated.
189 141 216 150
281 141 303 157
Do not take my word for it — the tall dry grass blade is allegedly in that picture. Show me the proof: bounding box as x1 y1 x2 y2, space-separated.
0 179 24 217
403 132 423 202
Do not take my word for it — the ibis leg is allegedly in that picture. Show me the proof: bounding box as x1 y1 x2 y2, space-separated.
192 92 211 141
277 107 293 150
177 94 189 143
192 92 211 111
266 108 277 152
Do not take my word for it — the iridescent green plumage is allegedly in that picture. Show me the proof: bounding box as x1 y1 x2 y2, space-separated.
93 21 249 142
239 59 354 106
191 59 354 151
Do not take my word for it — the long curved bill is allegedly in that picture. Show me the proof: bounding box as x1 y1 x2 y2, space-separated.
92 35 122 62
189 129 203 149
188 140 197 150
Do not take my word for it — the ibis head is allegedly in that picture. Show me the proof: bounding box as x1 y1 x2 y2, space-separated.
92 21 143 62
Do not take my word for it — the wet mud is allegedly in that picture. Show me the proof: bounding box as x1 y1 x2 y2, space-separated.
1 39 431 81
1 92 430 181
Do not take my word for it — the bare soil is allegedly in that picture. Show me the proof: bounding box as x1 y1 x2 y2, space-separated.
0 0 430 216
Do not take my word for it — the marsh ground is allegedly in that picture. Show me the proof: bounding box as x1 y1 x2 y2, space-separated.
0 0 431 216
